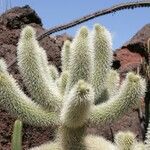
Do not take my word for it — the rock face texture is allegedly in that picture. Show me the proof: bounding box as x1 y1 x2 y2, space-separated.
113 24 150 75
0 5 148 149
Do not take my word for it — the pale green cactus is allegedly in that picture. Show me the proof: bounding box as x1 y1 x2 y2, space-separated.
91 24 113 103
0 24 147 150
11 120 22 150
49 64 59 81
61 40 71 71
114 131 136 150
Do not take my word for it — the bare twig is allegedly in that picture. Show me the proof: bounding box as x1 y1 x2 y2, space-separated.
8 0 150 68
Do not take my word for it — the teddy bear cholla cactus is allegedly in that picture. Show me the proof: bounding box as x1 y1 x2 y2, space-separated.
0 24 146 150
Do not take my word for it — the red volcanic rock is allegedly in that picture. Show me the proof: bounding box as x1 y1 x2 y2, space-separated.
113 24 150 75
113 48 143 74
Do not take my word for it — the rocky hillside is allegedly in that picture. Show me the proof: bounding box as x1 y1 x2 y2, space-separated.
113 24 150 76
0 5 147 149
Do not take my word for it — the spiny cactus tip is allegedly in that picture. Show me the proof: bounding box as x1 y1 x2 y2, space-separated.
64 40 71 47
127 72 140 82
94 23 105 32
21 26 36 40
115 131 136 148
79 26 88 38
77 80 89 94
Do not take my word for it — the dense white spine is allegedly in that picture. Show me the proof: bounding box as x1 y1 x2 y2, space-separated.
106 69 120 98
0 72 59 126
66 27 92 92
61 80 94 128
91 24 113 104
89 72 146 126
61 40 71 71
17 26 61 111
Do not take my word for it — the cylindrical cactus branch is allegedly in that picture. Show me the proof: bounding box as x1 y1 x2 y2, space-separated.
60 126 86 150
66 26 93 92
61 80 94 128
17 26 61 111
11 120 23 150
91 24 113 104
106 69 120 98
0 64 59 126
60 80 94 150
61 40 71 71
57 71 69 96
49 64 59 81
89 72 146 126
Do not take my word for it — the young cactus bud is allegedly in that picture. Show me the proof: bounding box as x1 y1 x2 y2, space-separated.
114 131 136 150
61 80 94 128
0 72 59 127
11 120 22 150
91 24 113 104
66 27 92 91
60 126 86 150
61 40 71 71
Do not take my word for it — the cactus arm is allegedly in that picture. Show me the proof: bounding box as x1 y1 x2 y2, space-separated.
57 71 69 96
61 40 71 71
60 126 86 150
11 120 23 150
91 24 113 104
66 27 92 91
17 26 62 111
89 72 146 126
61 80 94 128
49 64 59 81
0 72 59 127
106 69 120 98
